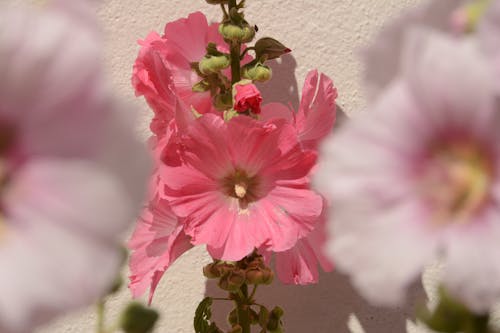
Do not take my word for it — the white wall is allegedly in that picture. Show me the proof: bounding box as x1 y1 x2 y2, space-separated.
21 0 456 332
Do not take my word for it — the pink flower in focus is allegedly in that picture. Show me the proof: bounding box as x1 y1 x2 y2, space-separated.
160 114 323 261
261 70 337 150
273 199 333 285
234 82 263 114
128 196 192 304
318 30 500 312
0 4 149 332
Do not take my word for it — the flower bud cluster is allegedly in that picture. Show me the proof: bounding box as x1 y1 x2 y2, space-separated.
203 253 274 292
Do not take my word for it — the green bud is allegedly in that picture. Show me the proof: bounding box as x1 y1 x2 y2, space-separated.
199 55 230 75
254 37 291 61
261 268 274 285
119 302 159 333
242 63 272 82
271 306 284 319
203 263 220 279
219 23 255 43
218 269 246 292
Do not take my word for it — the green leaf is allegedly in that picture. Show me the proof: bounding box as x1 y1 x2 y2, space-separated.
119 302 159 333
194 297 213 333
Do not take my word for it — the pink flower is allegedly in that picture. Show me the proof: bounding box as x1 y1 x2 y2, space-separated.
234 82 263 114
318 29 500 312
128 195 192 304
0 4 149 332
273 199 334 285
160 114 323 261
261 70 337 150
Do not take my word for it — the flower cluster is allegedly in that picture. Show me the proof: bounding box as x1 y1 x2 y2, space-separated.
129 10 337 303
318 0 500 315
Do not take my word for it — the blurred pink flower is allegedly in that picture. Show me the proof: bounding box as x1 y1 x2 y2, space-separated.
362 0 466 101
234 82 263 114
0 3 149 332
160 114 323 261
318 30 500 312
261 70 337 150
478 0 500 89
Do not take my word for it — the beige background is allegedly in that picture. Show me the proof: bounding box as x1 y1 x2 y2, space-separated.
20 0 463 332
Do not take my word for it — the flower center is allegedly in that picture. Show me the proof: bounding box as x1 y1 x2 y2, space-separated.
423 141 493 224
221 169 260 209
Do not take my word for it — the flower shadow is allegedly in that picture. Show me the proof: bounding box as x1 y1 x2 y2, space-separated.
257 54 300 110
205 270 425 333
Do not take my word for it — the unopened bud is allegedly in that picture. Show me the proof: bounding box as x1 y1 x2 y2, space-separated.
261 268 274 285
203 263 220 279
242 63 272 82
254 37 291 61
219 23 255 43
199 55 230 75
218 269 246 291
246 269 264 285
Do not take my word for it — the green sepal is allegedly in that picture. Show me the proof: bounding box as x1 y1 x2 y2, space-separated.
254 37 291 61
192 80 211 93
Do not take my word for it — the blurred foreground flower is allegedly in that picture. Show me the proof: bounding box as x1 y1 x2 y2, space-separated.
319 25 500 313
0 3 149 332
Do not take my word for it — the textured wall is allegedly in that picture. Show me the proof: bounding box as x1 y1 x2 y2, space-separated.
23 0 458 332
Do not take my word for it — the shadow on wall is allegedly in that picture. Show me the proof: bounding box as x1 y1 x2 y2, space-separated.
257 54 300 110
205 270 425 333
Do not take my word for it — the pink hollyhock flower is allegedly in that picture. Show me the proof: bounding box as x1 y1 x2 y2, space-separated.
261 70 337 150
273 199 333 285
160 113 323 261
234 82 263 114
128 195 192 304
0 4 149 332
318 29 500 312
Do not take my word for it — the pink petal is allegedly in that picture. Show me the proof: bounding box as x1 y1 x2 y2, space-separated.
296 70 337 150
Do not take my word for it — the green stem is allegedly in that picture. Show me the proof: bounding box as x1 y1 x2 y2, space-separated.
227 0 241 85
230 41 241 84
249 285 258 301
237 303 251 333
96 299 106 333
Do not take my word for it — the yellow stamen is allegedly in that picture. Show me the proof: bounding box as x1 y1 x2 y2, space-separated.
234 182 247 199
